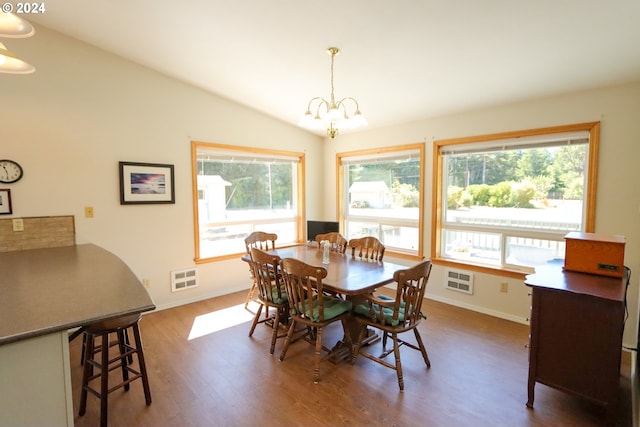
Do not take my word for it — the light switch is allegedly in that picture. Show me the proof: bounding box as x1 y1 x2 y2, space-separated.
12 218 24 232
85 207 94 218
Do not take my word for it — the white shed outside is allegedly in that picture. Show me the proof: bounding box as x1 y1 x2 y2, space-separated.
197 175 232 222
348 181 391 208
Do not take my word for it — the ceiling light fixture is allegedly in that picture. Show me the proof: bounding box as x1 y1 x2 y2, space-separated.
0 12 35 74
298 47 367 139
0 42 35 74
0 12 35 38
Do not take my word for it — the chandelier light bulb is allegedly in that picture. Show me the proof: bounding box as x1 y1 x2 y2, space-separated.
327 106 342 121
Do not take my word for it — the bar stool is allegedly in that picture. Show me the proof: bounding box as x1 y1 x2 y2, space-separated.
79 313 152 427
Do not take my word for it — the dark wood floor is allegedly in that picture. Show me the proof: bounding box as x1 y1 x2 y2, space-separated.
69 290 632 427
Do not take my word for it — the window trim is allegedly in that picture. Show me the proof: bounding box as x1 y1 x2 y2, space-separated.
431 122 600 279
191 141 306 263
337 143 425 261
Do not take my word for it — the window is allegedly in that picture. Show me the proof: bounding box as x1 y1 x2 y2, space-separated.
192 142 304 262
338 143 424 259
432 122 599 276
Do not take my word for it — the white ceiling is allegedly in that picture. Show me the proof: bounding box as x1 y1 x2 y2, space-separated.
28 0 640 135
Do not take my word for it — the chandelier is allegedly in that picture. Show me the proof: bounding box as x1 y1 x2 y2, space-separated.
298 47 367 139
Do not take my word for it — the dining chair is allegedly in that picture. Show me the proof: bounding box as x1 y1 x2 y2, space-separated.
244 231 278 308
248 247 289 354
315 231 348 254
278 257 353 384
351 259 432 391
348 236 385 261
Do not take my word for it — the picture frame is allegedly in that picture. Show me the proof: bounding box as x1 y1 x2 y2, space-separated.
0 189 12 215
119 161 175 205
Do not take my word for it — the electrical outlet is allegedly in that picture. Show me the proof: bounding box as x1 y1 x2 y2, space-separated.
12 218 24 232
500 282 509 293
142 278 150 288
84 207 94 218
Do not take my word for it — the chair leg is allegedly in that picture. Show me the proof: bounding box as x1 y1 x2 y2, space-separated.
244 281 257 308
313 327 323 384
132 322 152 405
79 332 95 416
81 332 87 365
269 309 281 355
123 328 133 364
279 320 297 361
392 333 404 392
248 304 264 337
99 332 110 427
117 330 130 391
413 329 431 368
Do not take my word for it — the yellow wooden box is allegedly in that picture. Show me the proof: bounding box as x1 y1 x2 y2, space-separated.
563 232 625 278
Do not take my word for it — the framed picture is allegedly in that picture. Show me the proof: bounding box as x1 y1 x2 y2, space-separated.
119 161 175 205
0 189 12 215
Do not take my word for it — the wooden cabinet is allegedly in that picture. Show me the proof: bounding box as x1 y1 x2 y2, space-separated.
525 267 626 423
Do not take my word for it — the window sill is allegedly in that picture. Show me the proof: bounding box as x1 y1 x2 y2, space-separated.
431 257 529 280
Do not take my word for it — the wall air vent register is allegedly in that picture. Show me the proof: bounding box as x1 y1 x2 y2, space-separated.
171 268 198 292
445 269 474 294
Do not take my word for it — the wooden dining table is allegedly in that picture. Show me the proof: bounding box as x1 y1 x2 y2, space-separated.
244 243 411 361
268 244 408 295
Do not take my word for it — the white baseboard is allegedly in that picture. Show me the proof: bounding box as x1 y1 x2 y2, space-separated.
425 292 530 325
150 285 248 313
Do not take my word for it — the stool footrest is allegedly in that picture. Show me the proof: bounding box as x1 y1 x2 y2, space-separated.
84 370 144 397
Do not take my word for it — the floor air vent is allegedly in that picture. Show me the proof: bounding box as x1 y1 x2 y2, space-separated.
171 268 198 292
445 269 474 294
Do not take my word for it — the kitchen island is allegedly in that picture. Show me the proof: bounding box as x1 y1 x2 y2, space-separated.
0 244 155 426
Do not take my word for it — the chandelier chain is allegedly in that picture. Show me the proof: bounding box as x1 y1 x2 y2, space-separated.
330 48 336 107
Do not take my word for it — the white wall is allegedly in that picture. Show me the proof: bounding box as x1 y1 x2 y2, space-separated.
3 24 640 348
0 25 323 311
327 82 640 347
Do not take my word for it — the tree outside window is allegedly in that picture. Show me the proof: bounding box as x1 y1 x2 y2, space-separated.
192 142 304 262
433 122 599 276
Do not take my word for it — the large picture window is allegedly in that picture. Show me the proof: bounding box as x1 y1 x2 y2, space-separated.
432 122 599 277
338 143 424 259
192 142 304 262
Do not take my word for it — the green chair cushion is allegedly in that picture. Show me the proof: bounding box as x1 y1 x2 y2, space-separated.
354 297 413 327
296 296 352 322
268 285 287 305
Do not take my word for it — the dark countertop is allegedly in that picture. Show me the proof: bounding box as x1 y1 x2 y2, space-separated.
0 244 156 345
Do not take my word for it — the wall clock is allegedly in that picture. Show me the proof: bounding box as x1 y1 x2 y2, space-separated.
0 160 24 183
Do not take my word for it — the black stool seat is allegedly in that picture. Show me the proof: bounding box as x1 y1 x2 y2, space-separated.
79 313 152 427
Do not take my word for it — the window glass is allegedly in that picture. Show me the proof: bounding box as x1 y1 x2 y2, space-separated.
192 142 303 262
339 144 424 257
434 123 599 273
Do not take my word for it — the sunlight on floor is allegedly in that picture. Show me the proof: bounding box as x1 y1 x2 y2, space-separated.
188 303 256 340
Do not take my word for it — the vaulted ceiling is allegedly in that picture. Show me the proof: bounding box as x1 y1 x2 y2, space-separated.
28 0 640 135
